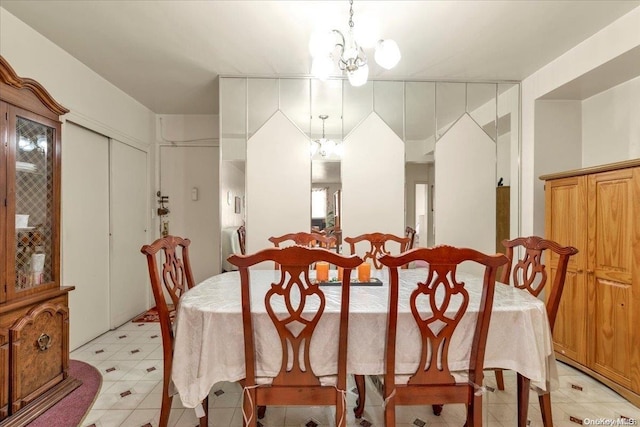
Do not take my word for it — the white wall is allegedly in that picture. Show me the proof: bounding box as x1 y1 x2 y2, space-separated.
532 101 583 236
521 6 640 236
582 76 640 166
1 8 156 346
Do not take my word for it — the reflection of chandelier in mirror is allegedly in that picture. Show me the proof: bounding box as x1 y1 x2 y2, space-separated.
18 135 47 152
311 115 341 157
310 0 401 87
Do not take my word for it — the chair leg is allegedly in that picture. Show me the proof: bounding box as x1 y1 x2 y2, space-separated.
159 387 173 427
517 373 531 427
539 392 554 427
467 394 482 427
353 374 366 418
243 387 258 427
432 404 443 416
384 390 395 427
160 372 173 427
336 388 347 427
495 369 505 391
198 396 209 427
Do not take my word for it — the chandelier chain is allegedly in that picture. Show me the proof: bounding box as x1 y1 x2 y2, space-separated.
348 0 354 29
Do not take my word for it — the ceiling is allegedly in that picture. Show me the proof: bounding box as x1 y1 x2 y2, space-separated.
2 0 638 115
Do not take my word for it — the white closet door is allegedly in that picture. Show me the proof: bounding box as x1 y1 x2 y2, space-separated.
160 146 220 283
109 140 148 328
63 123 110 350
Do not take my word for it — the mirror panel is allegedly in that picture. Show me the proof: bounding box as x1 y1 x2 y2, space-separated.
220 78 247 161
405 81 435 163
468 83 498 141
373 80 404 140
280 78 311 134
343 81 373 137
436 82 466 140
248 78 279 138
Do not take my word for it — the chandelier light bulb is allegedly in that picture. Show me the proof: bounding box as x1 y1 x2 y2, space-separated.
348 63 369 87
309 30 335 58
312 55 334 80
374 39 401 70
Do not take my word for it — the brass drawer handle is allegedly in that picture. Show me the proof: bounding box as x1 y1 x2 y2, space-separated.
37 333 51 351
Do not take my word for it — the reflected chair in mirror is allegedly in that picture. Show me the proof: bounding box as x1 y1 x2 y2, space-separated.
344 232 411 270
405 226 417 250
140 235 208 427
237 225 246 255
492 236 578 427
228 246 363 427
346 232 412 418
379 246 508 427
268 232 337 268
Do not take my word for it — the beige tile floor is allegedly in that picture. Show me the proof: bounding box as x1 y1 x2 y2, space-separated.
72 320 640 427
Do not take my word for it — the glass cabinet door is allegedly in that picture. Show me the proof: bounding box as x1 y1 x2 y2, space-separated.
11 113 56 295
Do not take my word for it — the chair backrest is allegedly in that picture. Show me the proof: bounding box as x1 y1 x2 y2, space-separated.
237 225 246 255
380 246 507 389
499 236 578 329
228 246 362 387
344 232 411 269
268 231 336 248
269 232 337 268
140 235 196 349
405 226 416 250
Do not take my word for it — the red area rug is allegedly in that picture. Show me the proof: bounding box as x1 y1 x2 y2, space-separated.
131 305 175 323
28 360 102 427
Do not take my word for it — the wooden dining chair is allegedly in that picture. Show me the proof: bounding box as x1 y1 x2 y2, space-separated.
237 225 246 255
344 232 411 269
227 246 362 427
379 246 508 427
405 226 417 250
492 236 578 427
140 235 208 427
268 231 337 268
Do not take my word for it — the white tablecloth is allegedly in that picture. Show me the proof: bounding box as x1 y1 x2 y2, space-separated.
172 269 558 408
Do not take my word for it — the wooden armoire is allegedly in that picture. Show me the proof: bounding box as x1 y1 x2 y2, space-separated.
0 56 79 425
541 159 640 407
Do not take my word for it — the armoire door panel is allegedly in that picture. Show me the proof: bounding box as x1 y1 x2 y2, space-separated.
590 172 633 283
545 176 587 270
592 277 631 386
551 267 587 364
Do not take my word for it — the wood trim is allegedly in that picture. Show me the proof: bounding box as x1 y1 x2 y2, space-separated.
0 56 69 117
539 159 640 181
0 376 81 427
0 288 74 316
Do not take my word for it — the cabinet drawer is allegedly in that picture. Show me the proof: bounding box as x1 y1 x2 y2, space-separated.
9 302 69 413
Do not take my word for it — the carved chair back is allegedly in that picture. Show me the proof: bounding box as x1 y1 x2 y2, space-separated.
237 225 246 255
379 245 507 427
405 226 417 250
268 232 337 268
141 235 206 426
228 246 362 427
344 232 411 269
500 236 578 329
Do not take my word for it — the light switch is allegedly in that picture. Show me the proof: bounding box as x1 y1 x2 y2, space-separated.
191 187 199 201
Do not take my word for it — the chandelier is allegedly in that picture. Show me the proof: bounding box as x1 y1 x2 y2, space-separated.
311 115 341 157
309 0 401 87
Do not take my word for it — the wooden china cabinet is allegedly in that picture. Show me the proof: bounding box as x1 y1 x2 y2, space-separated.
0 56 79 425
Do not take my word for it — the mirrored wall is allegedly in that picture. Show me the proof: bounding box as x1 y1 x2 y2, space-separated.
219 77 520 266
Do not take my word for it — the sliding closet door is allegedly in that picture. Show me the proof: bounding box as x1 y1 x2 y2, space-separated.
62 123 110 350
109 140 148 328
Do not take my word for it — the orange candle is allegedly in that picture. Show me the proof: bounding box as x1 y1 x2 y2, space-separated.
357 262 371 282
316 261 329 282
337 266 344 281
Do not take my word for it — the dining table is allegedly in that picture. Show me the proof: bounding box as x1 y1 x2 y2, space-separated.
171 267 559 422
